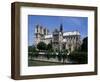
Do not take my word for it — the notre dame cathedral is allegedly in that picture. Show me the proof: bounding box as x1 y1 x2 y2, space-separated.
34 24 81 52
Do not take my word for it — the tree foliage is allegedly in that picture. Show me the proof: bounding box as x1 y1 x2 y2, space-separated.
28 46 33 52
37 42 47 50
68 52 87 64
81 37 88 52
47 43 52 51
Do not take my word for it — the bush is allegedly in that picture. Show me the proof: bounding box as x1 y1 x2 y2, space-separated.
68 52 87 64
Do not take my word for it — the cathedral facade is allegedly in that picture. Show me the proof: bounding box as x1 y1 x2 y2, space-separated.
34 24 81 52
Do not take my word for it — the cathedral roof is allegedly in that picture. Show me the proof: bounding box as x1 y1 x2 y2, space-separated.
63 31 80 36
44 31 80 39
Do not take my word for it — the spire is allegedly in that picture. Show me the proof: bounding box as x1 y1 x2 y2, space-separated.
60 24 63 32
36 24 39 28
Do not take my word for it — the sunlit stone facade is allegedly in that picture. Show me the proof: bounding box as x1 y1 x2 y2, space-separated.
34 24 81 52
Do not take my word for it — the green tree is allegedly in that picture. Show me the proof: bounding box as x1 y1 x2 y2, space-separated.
28 46 36 60
57 50 62 62
37 42 47 50
47 43 52 51
46 51 51 60
81 37 88 52
28 46 32 52
52 51 56 58
68 52 87 64
62 49 68 63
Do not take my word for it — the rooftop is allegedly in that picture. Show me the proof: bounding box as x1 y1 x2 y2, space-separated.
44 31 80 39
63 31 80 36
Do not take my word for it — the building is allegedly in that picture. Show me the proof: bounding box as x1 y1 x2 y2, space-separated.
34 24 81 52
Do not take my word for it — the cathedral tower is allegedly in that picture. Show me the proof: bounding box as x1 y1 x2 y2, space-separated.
35 24 49 46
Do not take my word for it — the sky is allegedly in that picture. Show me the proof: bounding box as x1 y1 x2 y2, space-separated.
28 15 88 46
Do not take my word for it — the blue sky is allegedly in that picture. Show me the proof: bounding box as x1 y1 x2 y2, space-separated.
28 15 88 46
